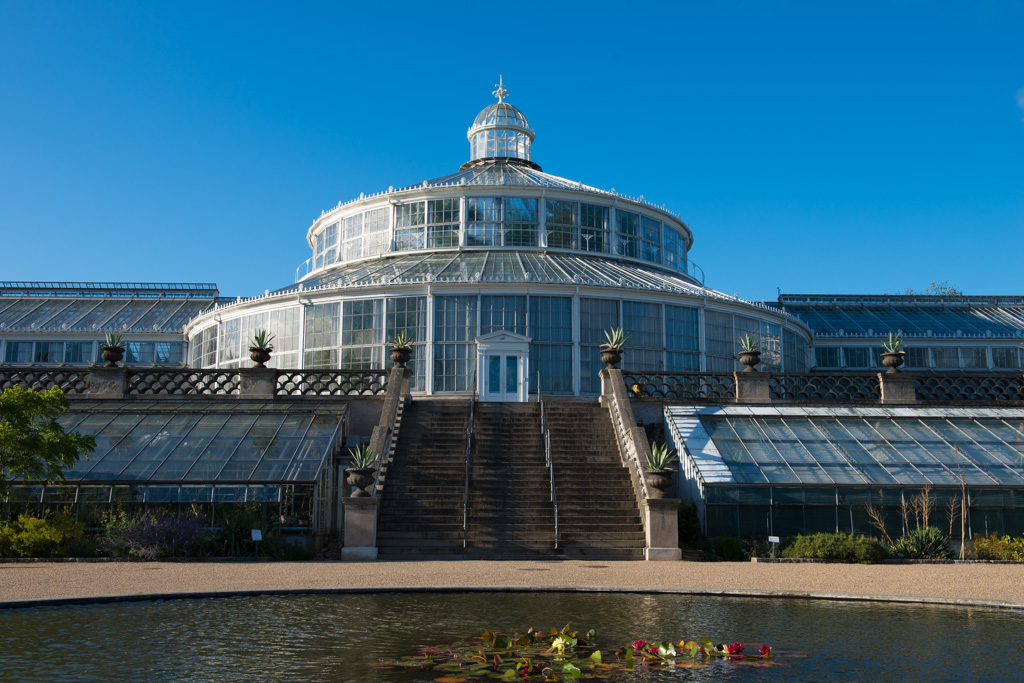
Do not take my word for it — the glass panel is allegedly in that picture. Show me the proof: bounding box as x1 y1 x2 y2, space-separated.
150 414 231 481
488 355 500 395
182 414 258 481
506 355 518 394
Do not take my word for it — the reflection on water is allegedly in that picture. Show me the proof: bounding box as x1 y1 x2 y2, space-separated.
1 591 1021 682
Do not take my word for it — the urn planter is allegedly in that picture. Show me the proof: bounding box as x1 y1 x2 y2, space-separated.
100 345 125 368
249 347 272 368
390 348 411 367
881 351 905 374
644 469 676 498
601 349 622 369
739 350 761 371
345 467 377 497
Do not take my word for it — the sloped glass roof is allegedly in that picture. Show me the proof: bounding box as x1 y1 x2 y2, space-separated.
0 298 215 333
779 295 1024 338
421 160 608 193
38 400 346 484
287 251 717 297
668 406 1024 487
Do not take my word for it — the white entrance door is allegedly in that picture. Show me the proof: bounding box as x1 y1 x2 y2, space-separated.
475 330 531 402
483 353 522 402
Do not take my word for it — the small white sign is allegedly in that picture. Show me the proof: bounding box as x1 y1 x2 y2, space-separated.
768 536 780 544
251 529 263 542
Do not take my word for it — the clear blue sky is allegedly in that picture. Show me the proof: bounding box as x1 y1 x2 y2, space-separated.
2 2 1022 301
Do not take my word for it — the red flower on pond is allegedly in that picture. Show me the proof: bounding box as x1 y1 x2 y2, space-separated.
631 640 646 652
759 644 772 656
725 643 744 655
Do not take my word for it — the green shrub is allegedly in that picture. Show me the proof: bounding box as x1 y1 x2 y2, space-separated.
780 532 887 564
711 535 745 562
970 534 1024 561
891 526 950 559
0 514 84 557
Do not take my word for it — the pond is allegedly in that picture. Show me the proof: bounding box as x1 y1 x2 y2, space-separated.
1 591 1021 681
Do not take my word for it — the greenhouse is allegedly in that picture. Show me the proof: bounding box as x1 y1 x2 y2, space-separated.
2 399 348 537
667 404 1024 538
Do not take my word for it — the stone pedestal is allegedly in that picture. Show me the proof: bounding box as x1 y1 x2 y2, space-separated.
238 368 276 399
88 367 127 397
644 497 682 561
879 373 917 404
341 497 379 561
734 372 771 403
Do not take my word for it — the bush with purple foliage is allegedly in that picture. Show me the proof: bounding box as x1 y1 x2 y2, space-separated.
100 511 211 559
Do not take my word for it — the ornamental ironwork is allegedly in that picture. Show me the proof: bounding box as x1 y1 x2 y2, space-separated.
127 370 241 395
275 370 389 396
768 374 880 402
916 375 1024 402
623 372 736 401
0 369 90 394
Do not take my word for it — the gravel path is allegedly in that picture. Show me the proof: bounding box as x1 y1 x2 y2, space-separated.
3 560 1023 609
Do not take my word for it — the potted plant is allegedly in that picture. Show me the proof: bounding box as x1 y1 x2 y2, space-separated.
389 332 414 367
101 332 126 367
738 334 761 371
880 332 905 373
644 442 678 498
248 329 275 369
600 328 629 369
345 443 378 497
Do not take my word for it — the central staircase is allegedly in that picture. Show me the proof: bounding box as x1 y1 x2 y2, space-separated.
376 398 645 559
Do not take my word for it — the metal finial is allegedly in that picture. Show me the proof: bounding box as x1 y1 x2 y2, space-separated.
492 75 508 103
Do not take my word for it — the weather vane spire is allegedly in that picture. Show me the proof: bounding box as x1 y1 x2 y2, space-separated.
492 75 508 103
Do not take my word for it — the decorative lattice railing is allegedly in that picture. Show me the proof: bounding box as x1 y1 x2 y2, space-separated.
0 369 91 394
768 374 881 401
275 370 389 396
916 375 1024 402
622 372 736 401
127 370 241 395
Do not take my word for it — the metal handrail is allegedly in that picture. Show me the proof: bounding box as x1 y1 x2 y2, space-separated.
538 371 558 549
462 385 476 549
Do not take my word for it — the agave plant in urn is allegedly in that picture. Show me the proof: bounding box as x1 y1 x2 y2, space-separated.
600 327 629 369
248 329 275 369
644 443 679 498
345 444 378 497
101 332 126 367
880 332 906 373
738 334 761 371
389 332 414 368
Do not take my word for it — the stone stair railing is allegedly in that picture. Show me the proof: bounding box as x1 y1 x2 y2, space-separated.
600 367 682 561
342 365 410 561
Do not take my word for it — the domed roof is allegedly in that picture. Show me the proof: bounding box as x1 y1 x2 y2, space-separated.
472 102 531 130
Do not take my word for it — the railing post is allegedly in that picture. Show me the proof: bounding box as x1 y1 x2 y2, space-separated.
879 372 917 404
87 367 127 398
734 371 771 403
340 498 379 561
238 368 276 399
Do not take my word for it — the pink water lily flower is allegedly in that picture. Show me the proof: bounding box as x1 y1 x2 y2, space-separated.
726 643 744 654
648 647 659 655
632 640 646 652
759 644 772 656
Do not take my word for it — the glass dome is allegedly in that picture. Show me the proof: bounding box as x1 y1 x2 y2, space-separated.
467 78 535 165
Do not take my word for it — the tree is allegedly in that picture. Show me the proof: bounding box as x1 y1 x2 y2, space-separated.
0 386 95 496
884 280 962 296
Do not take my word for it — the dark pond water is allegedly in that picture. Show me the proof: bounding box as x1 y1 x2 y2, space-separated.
1 591 1022 682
